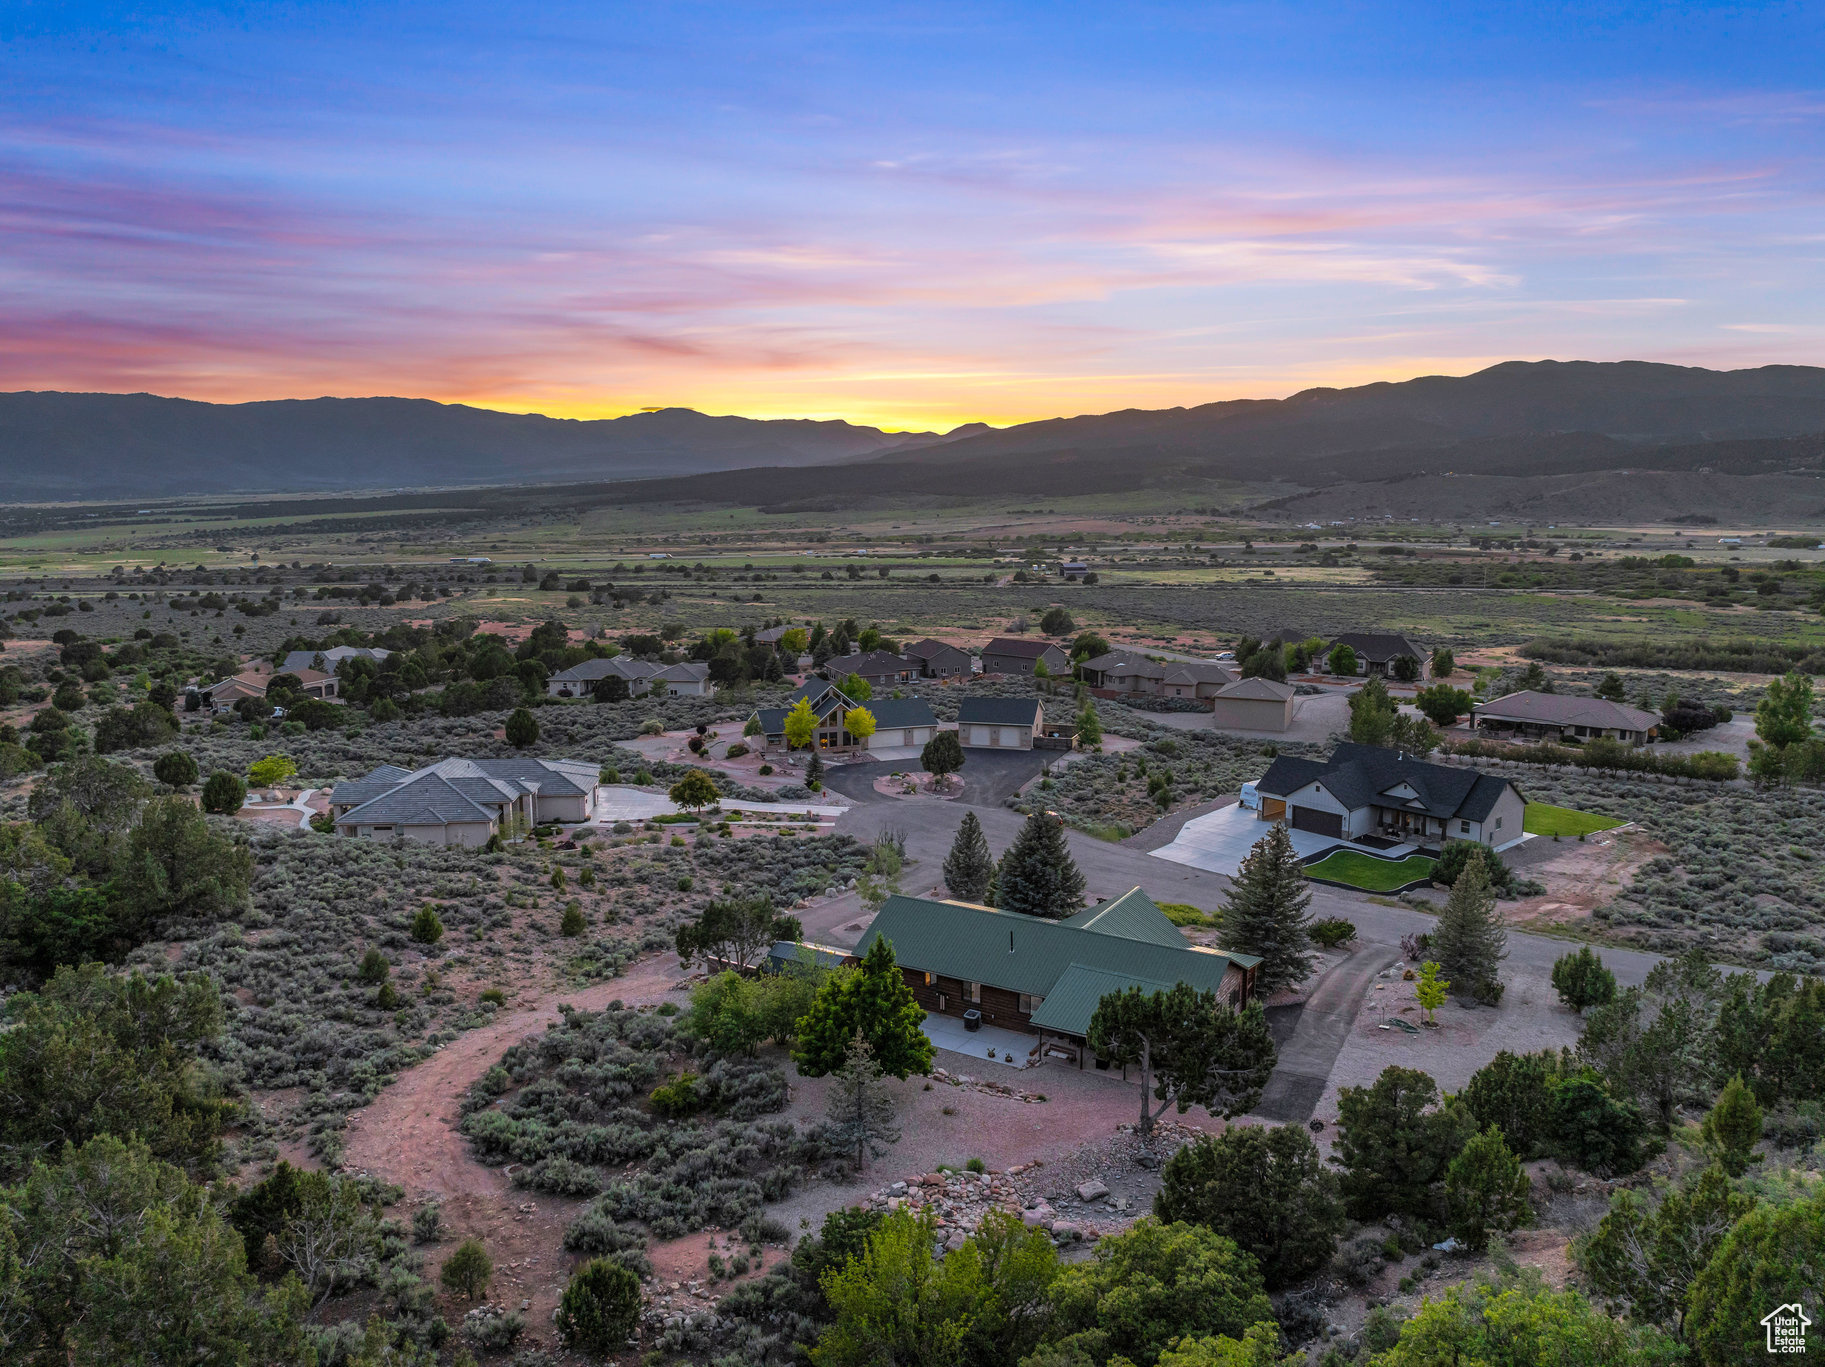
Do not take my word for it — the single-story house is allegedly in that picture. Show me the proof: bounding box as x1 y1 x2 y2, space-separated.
1472 690 1660 745
650 661 712 696
902 638 973 680
858 887 1260 1066
204 672 270 710
1060 561 1090 579
329 756 600 845
1208 677 1296 732
1160 661 1239 701
545 656 662 699
834 649 920 691
1253 742 1525 850
957 696 1042 749
859 697 940 751
279 645 392 675
754 624 808 646
750 678 871 751
1322 632 1429 678
1079 652 1168 694
980 637 1070 677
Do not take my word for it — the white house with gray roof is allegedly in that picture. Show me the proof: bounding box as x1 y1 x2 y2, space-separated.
329 757 601 845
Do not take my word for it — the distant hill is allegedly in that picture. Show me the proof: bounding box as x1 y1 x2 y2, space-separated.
5 361 1825 508
0 392 948 498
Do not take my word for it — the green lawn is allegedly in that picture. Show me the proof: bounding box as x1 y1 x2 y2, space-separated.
1524 802 1626 838
1304 850 1437 891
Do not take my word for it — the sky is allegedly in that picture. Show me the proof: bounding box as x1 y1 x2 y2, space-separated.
2 1 1823 430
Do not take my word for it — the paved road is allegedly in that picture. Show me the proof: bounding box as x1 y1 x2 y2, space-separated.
1254 946 1400 1123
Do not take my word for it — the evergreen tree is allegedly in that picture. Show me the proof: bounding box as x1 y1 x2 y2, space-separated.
1444 1125 1531 1250
1432 846 1507 1004
556 1258 642 1354
1216 822 1315 996
942 811 994 902
920 729 965 785
1699 1074 1762 1176
793 936 933 1079
994 811 1086 919
1551 946 1616 1013
805 751 824 789
504 707 539 748
824 1030 901 1169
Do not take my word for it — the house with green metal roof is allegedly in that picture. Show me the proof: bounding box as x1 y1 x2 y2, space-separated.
855 887 1259 1067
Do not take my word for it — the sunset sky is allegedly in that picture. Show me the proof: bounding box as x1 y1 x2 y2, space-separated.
3 2 1823 430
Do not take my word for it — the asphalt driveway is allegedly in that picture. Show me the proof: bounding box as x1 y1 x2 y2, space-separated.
821 748 1057 809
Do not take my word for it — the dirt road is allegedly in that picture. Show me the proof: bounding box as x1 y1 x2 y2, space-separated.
341 952 692 1338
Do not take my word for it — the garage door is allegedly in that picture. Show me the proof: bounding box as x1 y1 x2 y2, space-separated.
1290 806 1343 837
998 727 1023 747
969 725 993 746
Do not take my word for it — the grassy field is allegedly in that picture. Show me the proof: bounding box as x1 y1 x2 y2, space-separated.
1523 802 1627 837
1304 849 1437 891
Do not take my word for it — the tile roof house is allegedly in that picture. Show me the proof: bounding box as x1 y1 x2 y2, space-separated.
1323 632 1429 677
1208 676 1296 732
956 696 1043 749
1472 690 1660 745
980 637 1070 677
545 656 662 699
329 757 600 846
858 887 1259 1066
902 638 973 680
1253 742 1524 850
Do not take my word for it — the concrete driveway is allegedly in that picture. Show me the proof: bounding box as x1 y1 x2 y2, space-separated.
1152 802 1381 876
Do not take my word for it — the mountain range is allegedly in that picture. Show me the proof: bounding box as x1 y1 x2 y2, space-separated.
3 361 1824 512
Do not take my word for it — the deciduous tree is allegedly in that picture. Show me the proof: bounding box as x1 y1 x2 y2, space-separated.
667 768 720 811
783 697 818 749
674 894 783 971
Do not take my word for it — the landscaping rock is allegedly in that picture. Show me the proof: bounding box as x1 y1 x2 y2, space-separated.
1075 1179 1110 1202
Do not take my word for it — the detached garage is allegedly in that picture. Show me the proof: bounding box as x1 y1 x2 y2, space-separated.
861 697 940 752
957 696 1042 750
1209 677 1296 733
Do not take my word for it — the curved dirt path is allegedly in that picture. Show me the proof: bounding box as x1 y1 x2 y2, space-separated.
341 953 689 1335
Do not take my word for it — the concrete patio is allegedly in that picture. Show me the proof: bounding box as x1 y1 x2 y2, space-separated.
920 1012 1037 1069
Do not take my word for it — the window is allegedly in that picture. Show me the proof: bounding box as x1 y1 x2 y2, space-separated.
1019 994 1044 1014
922 971 934 986
966 981 981 1004
1494 816 1503 830
1460 820 1471 834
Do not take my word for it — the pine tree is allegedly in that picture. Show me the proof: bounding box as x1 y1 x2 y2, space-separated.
1700 1074 1762 1176
942 811 994 902
994 811 1086 919
793 936 933 1079
1216 822 1315 996
805 751 824 789
825 1029 901 1169
1445 1126 1531 1251
1433 847 1508 1004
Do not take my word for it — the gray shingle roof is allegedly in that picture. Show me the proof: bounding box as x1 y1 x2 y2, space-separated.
333 756 597 825
1328 632 1426 663
982 638 1060 660
550 657 659 683
956 697 1042 727
839 650 916 678
280 646 391 674
1215 676 1293 700
1256 743 1515 823
1473 690 1660 732
336 773 497 827
859 698 937 729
